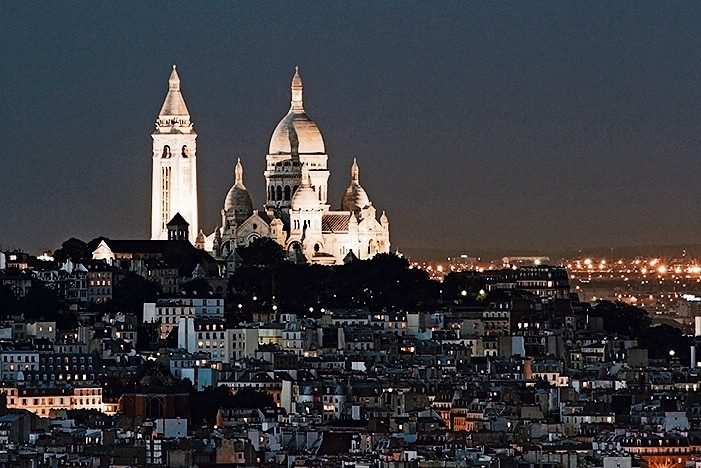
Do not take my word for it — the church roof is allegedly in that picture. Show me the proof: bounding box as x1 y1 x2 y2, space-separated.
159 65 190 117
167 212 189 227
98 239 192 255
97 239 220 276
322 213 352 232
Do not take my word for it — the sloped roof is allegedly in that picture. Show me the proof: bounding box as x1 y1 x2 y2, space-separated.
167 212 189 227
322 213 351 232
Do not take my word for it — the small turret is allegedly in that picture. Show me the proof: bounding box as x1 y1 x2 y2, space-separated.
195 230 206 250
166 213 189 241
342 158 370 212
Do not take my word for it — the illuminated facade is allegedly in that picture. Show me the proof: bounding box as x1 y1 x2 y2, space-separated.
150 66 199 243
0 385 107 417
148 65 390 263
203 67 391 265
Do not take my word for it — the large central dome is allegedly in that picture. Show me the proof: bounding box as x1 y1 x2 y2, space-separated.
268 67 325 155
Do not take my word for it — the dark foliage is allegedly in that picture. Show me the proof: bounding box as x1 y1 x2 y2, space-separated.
23 281 61 321
113 272 161 318
591 300 651 338
0 285 20 316
229 253 438 316
589 300 691 366
442 272 487 301
53 238 89 263
236 237 287 267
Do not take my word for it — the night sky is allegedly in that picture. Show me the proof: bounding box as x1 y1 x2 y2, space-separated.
2 2 701 257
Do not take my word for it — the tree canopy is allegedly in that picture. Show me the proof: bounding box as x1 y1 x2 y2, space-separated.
229 253 438 315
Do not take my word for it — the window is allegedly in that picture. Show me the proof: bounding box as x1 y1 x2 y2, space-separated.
284 185 291 200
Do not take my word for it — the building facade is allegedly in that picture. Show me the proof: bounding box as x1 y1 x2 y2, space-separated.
149 66 390 265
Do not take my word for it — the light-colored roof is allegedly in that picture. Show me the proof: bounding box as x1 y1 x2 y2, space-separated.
269 67 325 155
291 163 319 211
341 159 370 211
224 159 253 223
159 65 190 117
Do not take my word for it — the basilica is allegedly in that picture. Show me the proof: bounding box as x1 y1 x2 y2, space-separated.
150 66 390 265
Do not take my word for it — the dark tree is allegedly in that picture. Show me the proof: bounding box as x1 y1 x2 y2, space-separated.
229 252 439 316
591 300 651 338
113 272 161 318
23 282 61 321
53 238 89 263
0 285 19 317
237 237 287 267
442 271 487 301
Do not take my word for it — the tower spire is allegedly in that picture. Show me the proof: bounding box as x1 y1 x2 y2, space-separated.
290 65 304 112
168 65 180 91
235 158 244 186
159 64 190 118
351 158 359 183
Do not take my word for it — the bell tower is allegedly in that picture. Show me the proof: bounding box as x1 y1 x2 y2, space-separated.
150 65 199 243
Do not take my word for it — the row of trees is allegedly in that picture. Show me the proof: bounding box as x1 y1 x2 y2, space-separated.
229 239 440 314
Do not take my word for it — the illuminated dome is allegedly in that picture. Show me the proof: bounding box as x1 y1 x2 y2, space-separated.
291 164 319 211
341 159 370 211
224 159 253 224
268 67 326 155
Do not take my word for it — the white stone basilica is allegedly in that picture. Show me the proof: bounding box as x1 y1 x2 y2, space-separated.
150 66 390 265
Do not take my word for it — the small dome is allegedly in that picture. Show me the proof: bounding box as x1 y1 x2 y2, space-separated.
224 186 253 216
342 184 369 212
224 159 253 224
291 164 319 211
341 159 370 211
291 186 318 211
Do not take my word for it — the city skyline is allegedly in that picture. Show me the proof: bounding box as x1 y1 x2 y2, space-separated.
3 2 701 254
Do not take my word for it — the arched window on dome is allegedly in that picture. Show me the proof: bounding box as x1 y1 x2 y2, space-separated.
284 185 291 201
276 186 282 201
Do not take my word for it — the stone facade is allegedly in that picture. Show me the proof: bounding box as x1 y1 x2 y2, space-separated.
150 66 199 243
203 67 391 265
149 65 390 264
